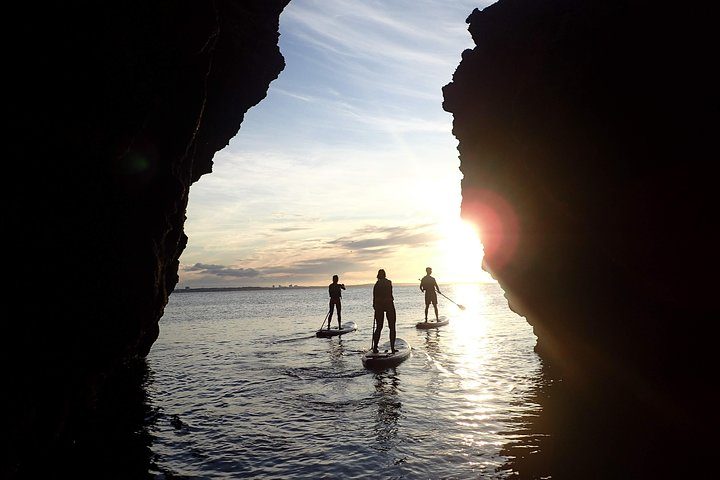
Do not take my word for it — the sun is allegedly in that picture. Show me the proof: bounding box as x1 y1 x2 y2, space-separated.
434 218 488 283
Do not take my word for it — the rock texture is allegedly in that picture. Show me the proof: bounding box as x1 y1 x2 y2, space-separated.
7 1 289 476
443 0 716 476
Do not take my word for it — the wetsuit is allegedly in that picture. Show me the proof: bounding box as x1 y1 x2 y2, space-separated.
372 278 396 352
328 282 345 328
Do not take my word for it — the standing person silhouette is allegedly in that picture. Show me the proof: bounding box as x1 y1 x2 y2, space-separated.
372 269 397 353
327 274 346 330
420 267 441 322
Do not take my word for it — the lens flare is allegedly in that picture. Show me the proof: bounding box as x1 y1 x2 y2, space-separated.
461 188 519 271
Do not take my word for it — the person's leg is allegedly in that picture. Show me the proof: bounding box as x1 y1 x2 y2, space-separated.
337 300 342 328
388 307 397 352
424 299 429 321
373 309 384 352
433 298 439 320
328 300 335 329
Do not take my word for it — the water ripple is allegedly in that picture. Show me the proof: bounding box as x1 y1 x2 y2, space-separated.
148 283 543 478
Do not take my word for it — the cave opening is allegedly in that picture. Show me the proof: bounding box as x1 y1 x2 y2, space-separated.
11 0 712 477
144 1 545 478
178 0 492 289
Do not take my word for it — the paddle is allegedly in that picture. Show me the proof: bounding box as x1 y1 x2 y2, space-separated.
439 291 466 310
319 309 331 330
418 278 466 310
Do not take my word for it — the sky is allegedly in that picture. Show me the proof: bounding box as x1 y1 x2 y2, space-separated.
178 0 494 288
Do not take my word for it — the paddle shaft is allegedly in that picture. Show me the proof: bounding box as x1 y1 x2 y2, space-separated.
418 278 465 309
319 308 331 330
439 291 465 309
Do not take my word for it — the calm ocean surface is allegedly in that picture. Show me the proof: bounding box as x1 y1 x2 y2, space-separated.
146 283 543 478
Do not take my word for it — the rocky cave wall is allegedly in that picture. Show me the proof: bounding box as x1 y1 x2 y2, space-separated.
8 1 289 475
7 0 717 477
443 0 716 476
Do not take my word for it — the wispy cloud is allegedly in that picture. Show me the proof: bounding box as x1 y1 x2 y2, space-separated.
273 226 312 232
271 86 316 103
184 263 260 278
283 0 483 68
262 256 369 276
178 0 490 287
329 224 439 251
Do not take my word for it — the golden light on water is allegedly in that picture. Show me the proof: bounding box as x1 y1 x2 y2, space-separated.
449 282 490 344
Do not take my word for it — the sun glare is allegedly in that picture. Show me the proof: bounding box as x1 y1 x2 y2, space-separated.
435 219 488 283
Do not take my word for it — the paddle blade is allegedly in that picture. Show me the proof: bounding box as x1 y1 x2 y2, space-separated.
458 304 466 310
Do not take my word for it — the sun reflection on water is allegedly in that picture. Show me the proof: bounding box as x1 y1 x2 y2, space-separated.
421 279 541 473
152 281 542 478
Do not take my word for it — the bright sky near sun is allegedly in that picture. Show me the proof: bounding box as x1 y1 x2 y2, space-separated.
179 0 495 288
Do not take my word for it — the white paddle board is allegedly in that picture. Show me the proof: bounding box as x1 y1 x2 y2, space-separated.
415 316 449 329
316 321 357 338
362 338 411 369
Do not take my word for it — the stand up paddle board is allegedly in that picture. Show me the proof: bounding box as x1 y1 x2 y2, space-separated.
316 321 357 338
415 316 449 329
362 338 411 369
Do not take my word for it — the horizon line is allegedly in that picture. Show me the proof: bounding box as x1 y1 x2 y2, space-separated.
174 280 491 291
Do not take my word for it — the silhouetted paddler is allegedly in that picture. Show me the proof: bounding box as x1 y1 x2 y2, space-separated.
327 274 345 329
420 267 441 321
372 269 396 353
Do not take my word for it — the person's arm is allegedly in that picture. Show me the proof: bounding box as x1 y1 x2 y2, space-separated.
389 280 394 301
372 283 377 309
434 278 441 293
341 284 346 290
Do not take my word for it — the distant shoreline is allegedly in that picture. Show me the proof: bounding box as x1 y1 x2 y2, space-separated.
173 286 321 293
173 282 477 293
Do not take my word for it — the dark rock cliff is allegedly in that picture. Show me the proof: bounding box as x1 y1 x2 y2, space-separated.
7 1 289 476
443 0 717 477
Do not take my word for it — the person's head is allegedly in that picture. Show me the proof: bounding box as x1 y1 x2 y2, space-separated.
426 267 432 275
332 274 339 283
377 269 386 279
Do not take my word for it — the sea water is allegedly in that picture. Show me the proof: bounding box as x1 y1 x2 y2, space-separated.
146 282 543 478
